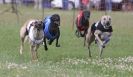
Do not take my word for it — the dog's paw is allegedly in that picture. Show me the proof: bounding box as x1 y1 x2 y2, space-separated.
45 48 48 51
101 44 105 48
43 42 48 51
48 40 52 45
89 54 92 57
56 44 60 47
102 45 105 48
45 47 48 51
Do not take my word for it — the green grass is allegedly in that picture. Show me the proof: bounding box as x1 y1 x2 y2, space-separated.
0 5 133 77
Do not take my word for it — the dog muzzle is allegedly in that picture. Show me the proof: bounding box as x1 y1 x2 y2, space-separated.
104 22 111 29
106 22 110 26
54 21 60 26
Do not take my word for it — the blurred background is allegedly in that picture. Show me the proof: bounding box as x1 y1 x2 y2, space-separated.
0 0 133 12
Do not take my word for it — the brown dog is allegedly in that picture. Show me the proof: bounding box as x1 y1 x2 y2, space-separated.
85 15 113 57
19 19 44 61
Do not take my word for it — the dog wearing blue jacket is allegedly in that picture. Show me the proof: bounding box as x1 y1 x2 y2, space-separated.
43 14 60 51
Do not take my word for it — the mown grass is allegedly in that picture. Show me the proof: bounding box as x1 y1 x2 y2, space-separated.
0 4 133 77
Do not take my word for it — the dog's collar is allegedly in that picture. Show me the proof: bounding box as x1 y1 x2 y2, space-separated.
97 21 110 29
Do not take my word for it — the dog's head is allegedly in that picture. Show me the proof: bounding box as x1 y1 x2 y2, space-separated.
31 20 43 31
101 15 111 29
83 10 90 20
51 14 60 27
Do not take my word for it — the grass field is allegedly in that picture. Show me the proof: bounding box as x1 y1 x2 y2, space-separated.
0 5 133 77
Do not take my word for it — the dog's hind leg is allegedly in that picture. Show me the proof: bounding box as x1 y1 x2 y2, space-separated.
48 39 54 45
20 26 27 55
86 28 95 57
86 35 95 57
20 37 25 55
87 37 95 57
24 36 28 43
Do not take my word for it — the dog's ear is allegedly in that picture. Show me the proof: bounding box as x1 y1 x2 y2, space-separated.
39 21 44 28
30 22 36 26
40 21 43 26
34 21 38 25
108 15 111 22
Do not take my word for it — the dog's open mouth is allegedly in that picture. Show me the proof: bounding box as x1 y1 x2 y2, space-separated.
106 22 110 26
54 21 60 26
104 22 111 29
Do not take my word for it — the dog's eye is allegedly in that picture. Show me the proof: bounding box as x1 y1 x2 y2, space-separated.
104 18 106 20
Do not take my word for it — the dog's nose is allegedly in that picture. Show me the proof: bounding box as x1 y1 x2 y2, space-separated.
106 21 110 26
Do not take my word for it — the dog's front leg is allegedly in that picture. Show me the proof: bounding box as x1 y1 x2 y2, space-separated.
86 28 95 57
56 29 60 47
30 45 35 60
34 44 39 60
43 37 48 51
99 45 103 58
94 30 103 46
30 45 37 61
102 32 112 46
84 29 88 46
94 30 105 57
56 37 60 47
97 41 104 57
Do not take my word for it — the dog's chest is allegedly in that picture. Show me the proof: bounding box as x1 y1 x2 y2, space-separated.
29 27 44 44
27 21 44 44
94 21 112 32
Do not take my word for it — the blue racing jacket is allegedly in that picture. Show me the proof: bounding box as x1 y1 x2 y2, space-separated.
43 16 57 40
